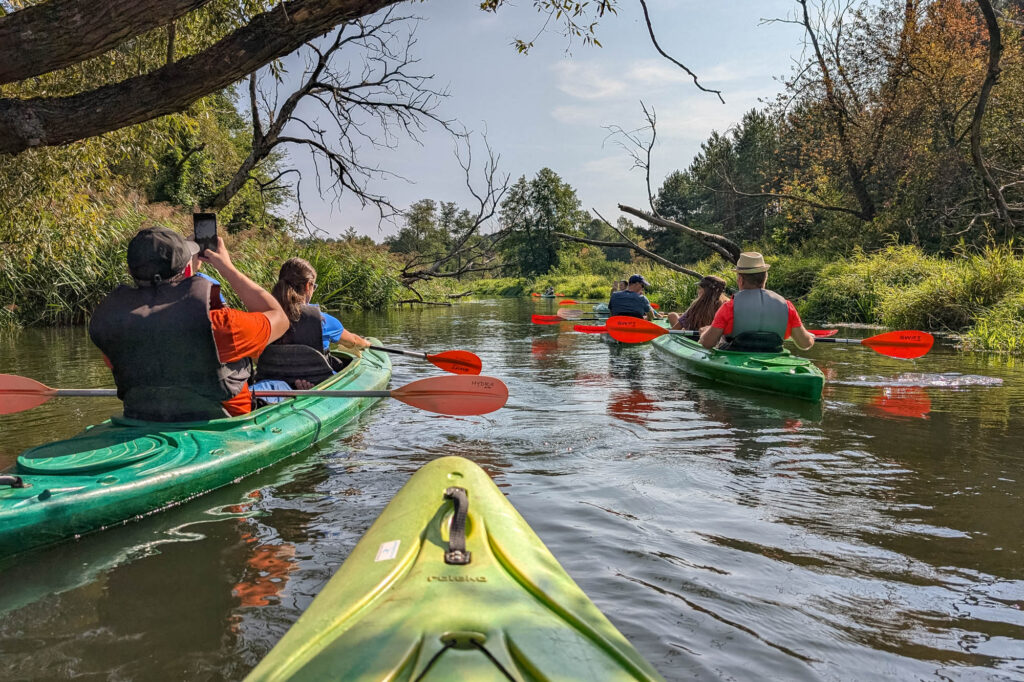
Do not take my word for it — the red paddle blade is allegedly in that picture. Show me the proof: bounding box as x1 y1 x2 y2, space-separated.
558 299 578 305
531 314 565 325
810 329 838 337
426 350 482 375
555 292 565 296
573 324 608 333
650 303 660 309
862 330 934 359
391 375 508 415
556 308 584 320
0 374 56 414
604 316 669 343
531 292 541 297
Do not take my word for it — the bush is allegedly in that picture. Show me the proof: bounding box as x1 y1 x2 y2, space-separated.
963 291 1024 353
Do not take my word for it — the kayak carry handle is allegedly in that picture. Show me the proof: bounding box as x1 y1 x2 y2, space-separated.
443 487 471 565
0 474 26 488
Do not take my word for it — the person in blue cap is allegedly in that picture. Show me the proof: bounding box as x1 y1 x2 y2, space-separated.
608 274 661 321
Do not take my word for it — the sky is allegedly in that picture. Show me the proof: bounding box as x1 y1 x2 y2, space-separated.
279 1 806 241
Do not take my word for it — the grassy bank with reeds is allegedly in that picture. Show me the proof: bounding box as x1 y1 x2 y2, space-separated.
469 245 1024 354
0 206 402 331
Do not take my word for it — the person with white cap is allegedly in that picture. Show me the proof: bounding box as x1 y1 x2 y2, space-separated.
89 226 289 421
698 252 815 352
608 273 662 321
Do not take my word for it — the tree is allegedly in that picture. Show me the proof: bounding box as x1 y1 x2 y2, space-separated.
498 168 588 276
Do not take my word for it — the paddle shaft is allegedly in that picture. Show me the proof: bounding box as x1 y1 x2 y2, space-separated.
368 345 427 361
47 388 395 398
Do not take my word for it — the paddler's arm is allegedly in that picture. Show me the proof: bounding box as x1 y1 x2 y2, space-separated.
790 326 815 350
698 325 723 350
338 329 371 349
200 237 289 343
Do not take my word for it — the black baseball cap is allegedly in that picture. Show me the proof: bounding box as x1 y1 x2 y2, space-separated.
628 274 650 288
127 226 199 282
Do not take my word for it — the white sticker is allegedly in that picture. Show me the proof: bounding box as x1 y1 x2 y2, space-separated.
375 540 400 562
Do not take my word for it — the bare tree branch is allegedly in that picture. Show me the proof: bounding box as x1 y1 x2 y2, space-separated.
637 0 724 104
619 204 741 264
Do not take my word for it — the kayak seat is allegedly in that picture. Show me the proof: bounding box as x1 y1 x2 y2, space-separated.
721 331 783 353
254 344 346 387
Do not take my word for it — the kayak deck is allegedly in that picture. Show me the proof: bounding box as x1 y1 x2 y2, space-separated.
653 334 824 401
0 345 391 558
246 456 664 681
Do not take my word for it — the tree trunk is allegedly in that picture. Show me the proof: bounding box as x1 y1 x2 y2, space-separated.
0 0 399 156
0 0 212 85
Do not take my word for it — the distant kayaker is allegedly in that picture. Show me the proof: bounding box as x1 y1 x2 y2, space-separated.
698 252 815 352
667 275 729 331
543 286 555 296
253 258 371 394
608 274 662 320
89 226 289 421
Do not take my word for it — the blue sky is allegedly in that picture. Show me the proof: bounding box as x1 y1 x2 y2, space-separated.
282 1 804 240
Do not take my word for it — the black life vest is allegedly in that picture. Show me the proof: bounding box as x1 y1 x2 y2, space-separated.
88 277 251 421
256 304 338 386
274 304 323 350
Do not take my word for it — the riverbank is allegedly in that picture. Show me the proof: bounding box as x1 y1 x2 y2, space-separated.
469 245 1024 354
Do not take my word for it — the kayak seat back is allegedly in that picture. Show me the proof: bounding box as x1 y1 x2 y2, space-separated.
254 345 348 386
721 331 783 353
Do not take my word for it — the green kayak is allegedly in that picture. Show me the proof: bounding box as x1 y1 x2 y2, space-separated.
653 334 824 401
0 346 391 558
246 456 665 682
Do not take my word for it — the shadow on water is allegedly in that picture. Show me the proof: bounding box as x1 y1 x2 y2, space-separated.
1 301 1023 681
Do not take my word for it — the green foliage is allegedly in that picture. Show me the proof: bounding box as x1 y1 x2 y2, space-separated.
499 169 588 276
963 292 1024 353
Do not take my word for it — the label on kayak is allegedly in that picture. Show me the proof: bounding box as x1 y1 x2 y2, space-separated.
375 540 400 562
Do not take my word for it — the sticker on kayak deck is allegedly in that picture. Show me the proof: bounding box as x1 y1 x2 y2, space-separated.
375 540 400 562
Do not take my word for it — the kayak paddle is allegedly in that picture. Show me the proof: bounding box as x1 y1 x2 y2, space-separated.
532 314 602 325
531 292 541 297
575 324 837 337
0 374 509 416
558 299 578 305
368 346 481 375
603 316 934 359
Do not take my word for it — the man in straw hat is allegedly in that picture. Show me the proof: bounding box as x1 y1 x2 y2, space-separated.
89 226 289 422
698 252 815 352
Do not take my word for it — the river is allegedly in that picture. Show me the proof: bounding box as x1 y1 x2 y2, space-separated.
1 298 1022 681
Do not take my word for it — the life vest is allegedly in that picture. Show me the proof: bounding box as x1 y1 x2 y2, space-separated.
722 289 789 353
88 277 252 421
255 304 339 386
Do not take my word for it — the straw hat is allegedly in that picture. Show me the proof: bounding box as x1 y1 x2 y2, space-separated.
734 252 770 274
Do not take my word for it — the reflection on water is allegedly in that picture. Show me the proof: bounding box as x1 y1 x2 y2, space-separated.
1 300 1023 681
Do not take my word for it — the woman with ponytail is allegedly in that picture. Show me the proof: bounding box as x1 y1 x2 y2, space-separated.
667 276 729 331
253 258 370 396
270 258 370 353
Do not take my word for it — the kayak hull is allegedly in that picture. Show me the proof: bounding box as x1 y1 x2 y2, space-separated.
0 346 391 558
653 334 824 401
245 456 665 681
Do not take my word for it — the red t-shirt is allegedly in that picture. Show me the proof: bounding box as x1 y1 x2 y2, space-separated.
710 298 803 339
210 308 272 416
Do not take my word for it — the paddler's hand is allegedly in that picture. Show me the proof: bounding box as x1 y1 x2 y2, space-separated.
198 237 234 274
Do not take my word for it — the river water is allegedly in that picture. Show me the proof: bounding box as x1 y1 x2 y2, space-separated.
1 298 1022 681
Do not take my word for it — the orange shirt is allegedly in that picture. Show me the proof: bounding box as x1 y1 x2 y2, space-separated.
210 308 272 415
